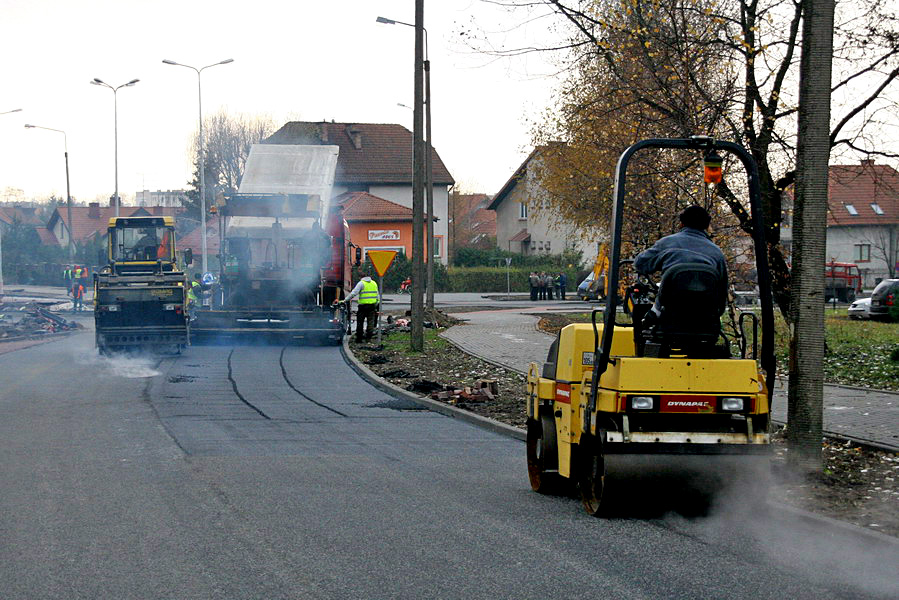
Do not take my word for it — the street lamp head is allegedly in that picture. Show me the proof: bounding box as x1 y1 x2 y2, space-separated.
219 58 234 65
126 79 140 86
93 78 105 84
24 124 35 128
162 59 178 65
376 16 396 24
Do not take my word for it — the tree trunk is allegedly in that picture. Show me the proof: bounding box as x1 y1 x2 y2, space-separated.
787 0 835 472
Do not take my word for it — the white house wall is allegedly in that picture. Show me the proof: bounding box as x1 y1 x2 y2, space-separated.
827 225 897 286
493 162 601 266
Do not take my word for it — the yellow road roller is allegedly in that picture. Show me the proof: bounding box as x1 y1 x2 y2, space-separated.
526 137 776 515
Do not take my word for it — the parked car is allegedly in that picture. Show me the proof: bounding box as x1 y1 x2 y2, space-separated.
869 278 899 321
577 271 606 301
848 297 871 320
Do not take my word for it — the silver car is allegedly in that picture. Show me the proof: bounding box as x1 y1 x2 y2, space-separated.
848 297 871 320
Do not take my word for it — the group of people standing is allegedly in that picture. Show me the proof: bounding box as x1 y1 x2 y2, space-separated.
528 271 567 301
63 265 90 312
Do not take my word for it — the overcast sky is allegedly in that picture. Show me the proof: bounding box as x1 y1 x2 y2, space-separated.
0 0 559 204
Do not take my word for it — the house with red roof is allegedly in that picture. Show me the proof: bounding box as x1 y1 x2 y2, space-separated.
824 159 899 285
336 191 435 260
1 205 58 248
45 201 182 250
177 217 220 269
449 192 496 257
261 121 454 264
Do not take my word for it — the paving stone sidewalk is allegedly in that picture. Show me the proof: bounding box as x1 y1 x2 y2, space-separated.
443 310 899 452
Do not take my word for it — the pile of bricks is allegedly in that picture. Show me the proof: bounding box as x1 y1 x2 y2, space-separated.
431 379 499 404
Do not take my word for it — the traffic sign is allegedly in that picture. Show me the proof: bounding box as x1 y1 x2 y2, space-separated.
368 250 398 277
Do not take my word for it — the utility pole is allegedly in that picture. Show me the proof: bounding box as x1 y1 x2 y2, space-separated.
410 0 425 351
788 0 835 473
425 55 434 310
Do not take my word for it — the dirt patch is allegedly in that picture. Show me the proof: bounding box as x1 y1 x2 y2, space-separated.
351 309 898 537
769 430 899 537
351 313 527 428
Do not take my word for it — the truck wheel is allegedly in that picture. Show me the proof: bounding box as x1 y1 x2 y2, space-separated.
577 434 606 516
526 415 560 494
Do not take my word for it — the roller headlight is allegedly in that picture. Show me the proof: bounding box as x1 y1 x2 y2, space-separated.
630 396 655 410
719 397 746 412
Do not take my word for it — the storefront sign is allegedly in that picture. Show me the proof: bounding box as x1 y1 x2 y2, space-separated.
368 229 400 241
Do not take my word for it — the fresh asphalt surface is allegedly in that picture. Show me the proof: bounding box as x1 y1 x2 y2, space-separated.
1 324 897 598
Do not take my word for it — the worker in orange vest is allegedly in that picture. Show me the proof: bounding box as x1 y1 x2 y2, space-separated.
72 282 85 312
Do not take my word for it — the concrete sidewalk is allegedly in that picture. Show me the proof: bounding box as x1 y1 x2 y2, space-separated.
443 309 899 452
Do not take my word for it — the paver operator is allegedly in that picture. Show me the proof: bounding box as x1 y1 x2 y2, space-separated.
634 204 727 319
342 275 380 343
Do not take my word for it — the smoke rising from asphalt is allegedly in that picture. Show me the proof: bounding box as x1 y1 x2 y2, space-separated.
688 458 899 599
76 349 161 378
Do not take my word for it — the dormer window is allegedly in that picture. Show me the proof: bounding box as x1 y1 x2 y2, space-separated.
845 204 858 216
871 203 885 215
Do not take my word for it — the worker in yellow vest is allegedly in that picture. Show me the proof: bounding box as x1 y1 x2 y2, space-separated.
343 275 379 343
63 266 73 295
186 274 202 320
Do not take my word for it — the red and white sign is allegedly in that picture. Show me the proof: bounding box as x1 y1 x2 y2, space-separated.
368 229 400 241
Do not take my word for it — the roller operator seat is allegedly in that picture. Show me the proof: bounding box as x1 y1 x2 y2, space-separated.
643 262 727 358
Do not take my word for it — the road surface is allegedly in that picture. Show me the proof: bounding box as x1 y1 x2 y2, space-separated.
1 328 896 599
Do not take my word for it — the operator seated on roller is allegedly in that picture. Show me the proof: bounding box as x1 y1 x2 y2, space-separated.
633 205 728 357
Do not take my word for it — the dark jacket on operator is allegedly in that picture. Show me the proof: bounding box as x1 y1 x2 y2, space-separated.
634 227 728 315
634 227 727 282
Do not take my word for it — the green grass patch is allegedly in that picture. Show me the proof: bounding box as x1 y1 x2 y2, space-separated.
376 327 448 354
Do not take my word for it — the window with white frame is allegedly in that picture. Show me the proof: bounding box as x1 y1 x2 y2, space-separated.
519 201 528 219
871 203 885 215
853 243 871 262
845 204 858 216
432 236 443 258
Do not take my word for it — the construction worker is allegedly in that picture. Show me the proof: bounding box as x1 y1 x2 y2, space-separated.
186 274 202 320
72 281 85 312
73 265 83 291
342 275 379 343
63 265 73 295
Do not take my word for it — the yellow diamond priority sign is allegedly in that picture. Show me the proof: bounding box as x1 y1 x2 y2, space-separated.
367 250 398 277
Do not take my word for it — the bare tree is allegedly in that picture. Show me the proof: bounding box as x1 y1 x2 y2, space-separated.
185 111 275 220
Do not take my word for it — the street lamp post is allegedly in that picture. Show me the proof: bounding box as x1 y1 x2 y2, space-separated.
1 109 24 295
90 78 139 217
24 124 75 264
162 58 234 277
377 15 435 310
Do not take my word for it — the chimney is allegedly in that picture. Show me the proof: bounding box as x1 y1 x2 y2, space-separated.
88 202 100 218
319 123 329 143
346 125 363 150
860 158 875 166
108 195 116 207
